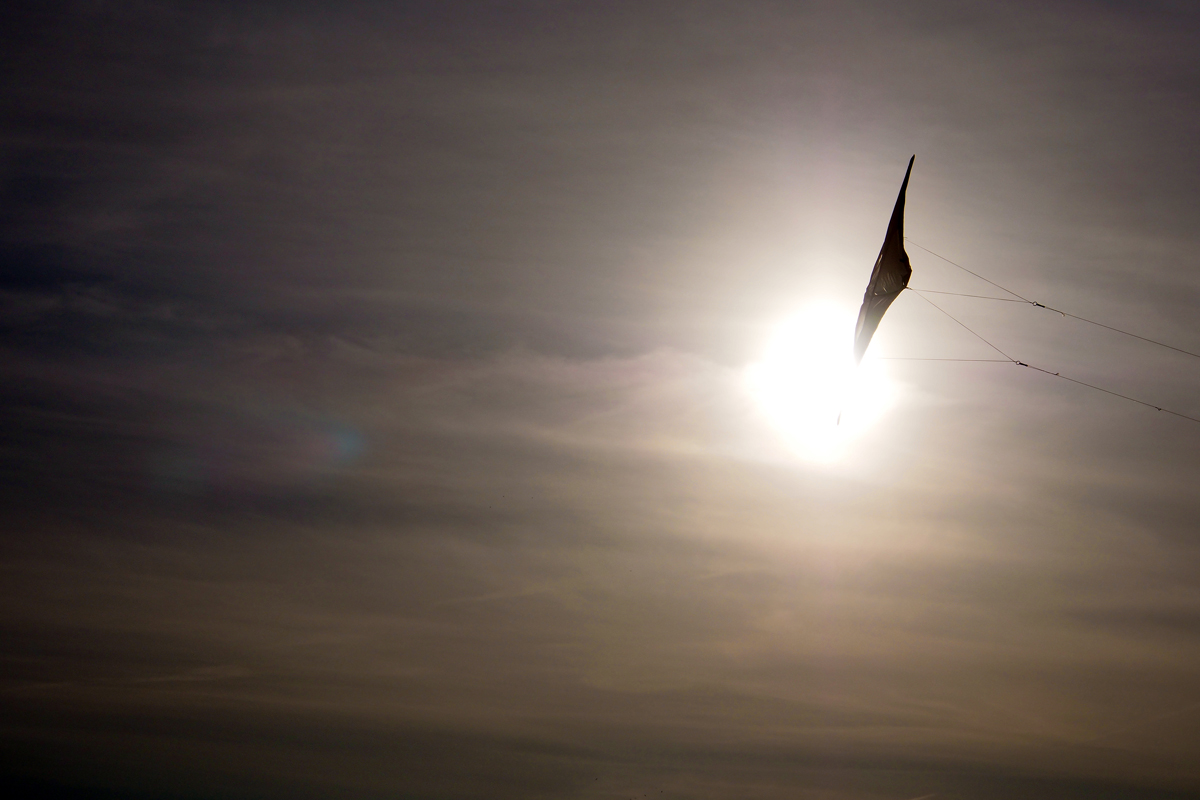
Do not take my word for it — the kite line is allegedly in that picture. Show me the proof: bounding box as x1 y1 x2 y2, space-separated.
904 240 1031 301
905 239 1200 361
892 285 1200 425
909 289 1026 303
1017 363 1200 424
908 288 1016 362
881 357 1010 362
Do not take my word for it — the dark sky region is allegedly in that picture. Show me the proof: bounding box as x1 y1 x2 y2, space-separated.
3 2 1200 798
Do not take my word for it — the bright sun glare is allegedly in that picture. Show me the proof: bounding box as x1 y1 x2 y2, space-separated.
745 301 895 461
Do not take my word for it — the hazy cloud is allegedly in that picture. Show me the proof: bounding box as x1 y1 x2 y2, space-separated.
3 2 1200 798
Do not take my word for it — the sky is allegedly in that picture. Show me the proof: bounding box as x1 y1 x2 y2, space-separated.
2 2 1200 798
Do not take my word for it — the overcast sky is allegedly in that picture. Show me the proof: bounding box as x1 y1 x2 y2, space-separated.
3 2 1200 798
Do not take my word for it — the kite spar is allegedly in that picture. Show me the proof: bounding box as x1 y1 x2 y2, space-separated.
853 155 914 363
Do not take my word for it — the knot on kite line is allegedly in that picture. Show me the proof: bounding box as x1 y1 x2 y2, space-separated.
1031 301 1067 317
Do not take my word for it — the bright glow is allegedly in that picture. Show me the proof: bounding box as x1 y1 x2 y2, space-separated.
745 301 895 461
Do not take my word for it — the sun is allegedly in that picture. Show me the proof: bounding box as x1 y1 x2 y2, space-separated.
745 301 895 461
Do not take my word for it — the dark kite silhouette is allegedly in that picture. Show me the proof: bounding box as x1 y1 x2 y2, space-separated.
853 156 914 363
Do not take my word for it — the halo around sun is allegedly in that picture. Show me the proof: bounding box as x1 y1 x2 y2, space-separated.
745 301 895 461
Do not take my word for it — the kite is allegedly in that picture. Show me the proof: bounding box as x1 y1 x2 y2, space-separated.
844 154 1200 425
853 155 914 363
